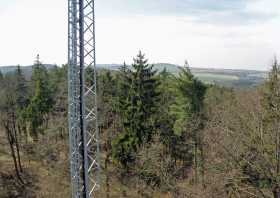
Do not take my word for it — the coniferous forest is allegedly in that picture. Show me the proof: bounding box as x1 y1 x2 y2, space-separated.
1 51 280 198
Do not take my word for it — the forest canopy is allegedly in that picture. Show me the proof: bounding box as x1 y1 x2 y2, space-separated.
0 52 280 198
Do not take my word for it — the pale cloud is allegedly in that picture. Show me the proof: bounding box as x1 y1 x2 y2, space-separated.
97 15 280 71
97 0 279 25
0 0 67 65
0 0 279 70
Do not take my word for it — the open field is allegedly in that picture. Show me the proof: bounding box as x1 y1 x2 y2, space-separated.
194 72 239 82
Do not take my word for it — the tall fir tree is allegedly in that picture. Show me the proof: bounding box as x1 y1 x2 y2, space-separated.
15 65 29 111
261 58 280 196
26 55 54 138
129 51 160 144
13 65 29 143
172 61 206 134
156 69 177 150
171 61 207 184
263 58 280 122
0 70 3 82
116 62 132 118
113 51 160 169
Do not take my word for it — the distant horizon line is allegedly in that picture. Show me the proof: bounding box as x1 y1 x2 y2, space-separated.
0 62 269 72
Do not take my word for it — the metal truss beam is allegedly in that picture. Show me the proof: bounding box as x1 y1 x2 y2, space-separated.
68 0 100 197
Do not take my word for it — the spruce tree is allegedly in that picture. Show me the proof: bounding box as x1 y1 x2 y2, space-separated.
116 62 132 118
129 51 160 144
157 69 176 150
113 51 160 168
15 66 29 110
263 58 280 122
171 61 207 183
0 70 3 82
13 65 29 145
261 58 280 196
172 61 206 134
26 55 54 138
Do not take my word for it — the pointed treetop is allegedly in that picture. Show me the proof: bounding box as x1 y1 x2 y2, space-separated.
15 65 23 77
184 60 190 68
184 59 191 70
0 70 3 80
133 50 149 66
34 54 41 66
178 60 192 79
273 56 278 69
119 61 129 73
16 64 21 71
138 50 144 58
270 56 279 73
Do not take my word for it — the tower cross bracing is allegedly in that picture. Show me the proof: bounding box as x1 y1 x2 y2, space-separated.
68 0 100 197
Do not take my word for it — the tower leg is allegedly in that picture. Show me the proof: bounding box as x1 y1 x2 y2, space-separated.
68 0 100 197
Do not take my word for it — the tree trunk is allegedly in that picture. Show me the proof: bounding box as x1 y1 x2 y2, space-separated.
5 125 24 184
194 132 198 185
14 127 23 172
105 126 110 198
277 122 280 174
199 131 205 188
273 186 280 198
105 111 114 198
12 117 23 172
105 153 110 198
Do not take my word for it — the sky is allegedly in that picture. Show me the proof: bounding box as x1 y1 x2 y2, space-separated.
0 0 280 70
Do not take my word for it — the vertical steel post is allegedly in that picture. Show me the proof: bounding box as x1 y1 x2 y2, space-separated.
68 0 100 197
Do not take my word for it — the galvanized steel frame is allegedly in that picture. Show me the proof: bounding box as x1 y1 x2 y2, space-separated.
68 0 100 197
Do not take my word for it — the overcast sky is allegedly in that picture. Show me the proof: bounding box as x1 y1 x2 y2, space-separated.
0 0 279 70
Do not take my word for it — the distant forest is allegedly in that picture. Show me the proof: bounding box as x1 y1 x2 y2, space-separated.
0 51 280 197
0 62 267 88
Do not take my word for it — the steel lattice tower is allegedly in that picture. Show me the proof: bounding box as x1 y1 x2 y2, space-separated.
68 0 100 197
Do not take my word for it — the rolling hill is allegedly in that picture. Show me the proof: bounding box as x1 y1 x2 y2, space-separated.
0 63 268 88
97 63 268 87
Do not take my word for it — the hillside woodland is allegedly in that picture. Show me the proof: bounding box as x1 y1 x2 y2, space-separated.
1 52 280 198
